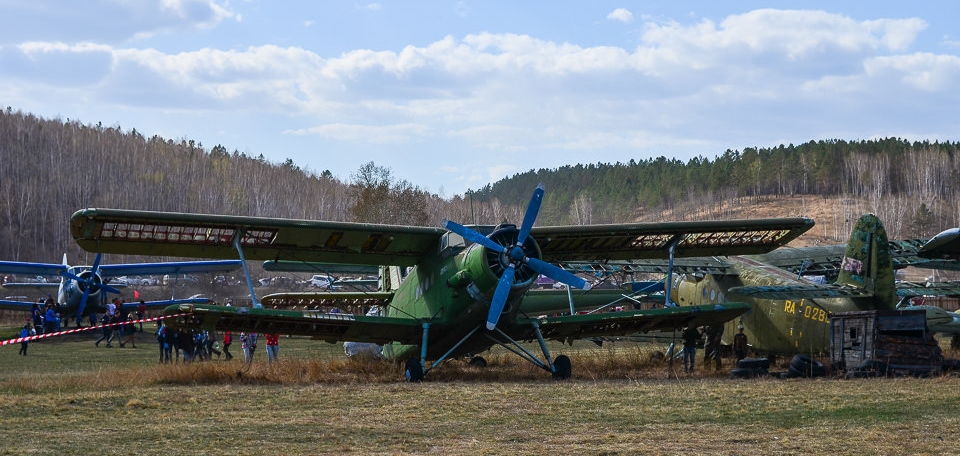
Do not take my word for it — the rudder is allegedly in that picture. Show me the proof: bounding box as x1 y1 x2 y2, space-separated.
836 214 897 309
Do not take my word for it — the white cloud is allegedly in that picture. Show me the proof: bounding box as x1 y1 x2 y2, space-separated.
1 7 957 194
607 8 634 24
0 0 236 44
286 123 430 144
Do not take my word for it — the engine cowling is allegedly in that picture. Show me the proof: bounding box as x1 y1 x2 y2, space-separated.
457 225 541 298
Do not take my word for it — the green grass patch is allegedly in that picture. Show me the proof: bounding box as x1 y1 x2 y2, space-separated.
3 326 960 454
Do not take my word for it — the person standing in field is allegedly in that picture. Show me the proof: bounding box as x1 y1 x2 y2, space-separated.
18 323 32 355
682 325 700 374
265 333 279 364
734 326 749 362
241 332 258 363
222 331 233 360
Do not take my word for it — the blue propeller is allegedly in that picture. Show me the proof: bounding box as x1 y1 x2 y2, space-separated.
59 253 121 321
442 184 590 330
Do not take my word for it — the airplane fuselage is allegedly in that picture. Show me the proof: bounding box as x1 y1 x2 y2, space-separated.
382 240 533 361
672 256 884 354
57 266 109 320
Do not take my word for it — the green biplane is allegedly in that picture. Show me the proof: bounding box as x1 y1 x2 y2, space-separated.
69 186 812 380
558 214 960 355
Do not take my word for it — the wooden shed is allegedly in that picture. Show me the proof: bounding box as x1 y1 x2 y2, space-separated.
830 309 943 376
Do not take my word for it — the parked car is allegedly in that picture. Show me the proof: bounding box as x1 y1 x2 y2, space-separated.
309 275 334 289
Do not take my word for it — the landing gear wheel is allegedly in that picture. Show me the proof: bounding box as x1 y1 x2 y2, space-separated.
469 356 487 367
405 359 424 382
552 355 572 380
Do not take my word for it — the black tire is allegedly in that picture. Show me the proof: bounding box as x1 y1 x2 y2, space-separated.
790 354 827 378
552 355 572 380
730 368 756 379
942 358 960 372
469 356 487 367
405 358 424 382
737 358 770 370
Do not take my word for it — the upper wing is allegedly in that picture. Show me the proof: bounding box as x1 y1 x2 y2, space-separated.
162 303 424 345
532 218 813 262
98 260 242 277
0 261 67 276
70 208 445 267
506 303 751 342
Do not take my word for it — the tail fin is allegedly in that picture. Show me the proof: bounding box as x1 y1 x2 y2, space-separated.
836 214 897 309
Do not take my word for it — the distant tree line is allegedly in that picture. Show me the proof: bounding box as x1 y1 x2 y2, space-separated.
468 139 960 237
1 107 957 263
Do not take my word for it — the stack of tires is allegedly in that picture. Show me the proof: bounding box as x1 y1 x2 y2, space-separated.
730 357 770 379
785 354 827 378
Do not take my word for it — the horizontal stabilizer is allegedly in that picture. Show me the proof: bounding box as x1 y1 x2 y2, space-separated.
896 281 960 298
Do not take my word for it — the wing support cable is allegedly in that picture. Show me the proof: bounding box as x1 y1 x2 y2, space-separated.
232 231 261 308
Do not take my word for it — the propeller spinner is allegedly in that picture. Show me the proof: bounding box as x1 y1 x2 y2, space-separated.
59 253 121 320
442 184 590 330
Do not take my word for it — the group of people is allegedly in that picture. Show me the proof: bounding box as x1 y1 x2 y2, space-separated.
94 298 139 348
681 324 750 373
155 325 222 363
154 325 280 365
29 297 60 335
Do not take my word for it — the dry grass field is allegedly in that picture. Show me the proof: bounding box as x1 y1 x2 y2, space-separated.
3 327 960 455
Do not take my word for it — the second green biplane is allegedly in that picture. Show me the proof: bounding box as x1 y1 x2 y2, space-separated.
558 214 960 356
69 186 812 380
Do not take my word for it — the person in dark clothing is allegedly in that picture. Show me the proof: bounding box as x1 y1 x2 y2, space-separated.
95 314 113 347
18 323 32 355
704 325 723 370
222 331 233 360
733 326 749 361
682 325 701 374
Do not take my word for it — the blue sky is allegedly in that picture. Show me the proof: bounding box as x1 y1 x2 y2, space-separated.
2 1 958 197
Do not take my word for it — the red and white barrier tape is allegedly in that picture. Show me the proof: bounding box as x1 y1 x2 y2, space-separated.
1 313 187 347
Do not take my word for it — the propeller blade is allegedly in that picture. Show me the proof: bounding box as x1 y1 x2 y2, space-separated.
526 257 591 290
77 287 91 320
442 219 507 253
517 184 544 246
60 271 85 282
99 283 123 295
487 264 515 330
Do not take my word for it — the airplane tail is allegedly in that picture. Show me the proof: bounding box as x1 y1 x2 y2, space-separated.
835 214 897 310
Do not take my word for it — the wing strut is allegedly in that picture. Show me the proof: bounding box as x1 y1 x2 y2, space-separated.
232 232 261 308
663 234 685 307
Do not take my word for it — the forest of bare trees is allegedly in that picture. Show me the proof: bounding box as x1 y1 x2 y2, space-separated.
1 107 957 263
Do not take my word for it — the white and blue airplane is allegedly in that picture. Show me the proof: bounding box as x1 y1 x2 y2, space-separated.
1 254 242 326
